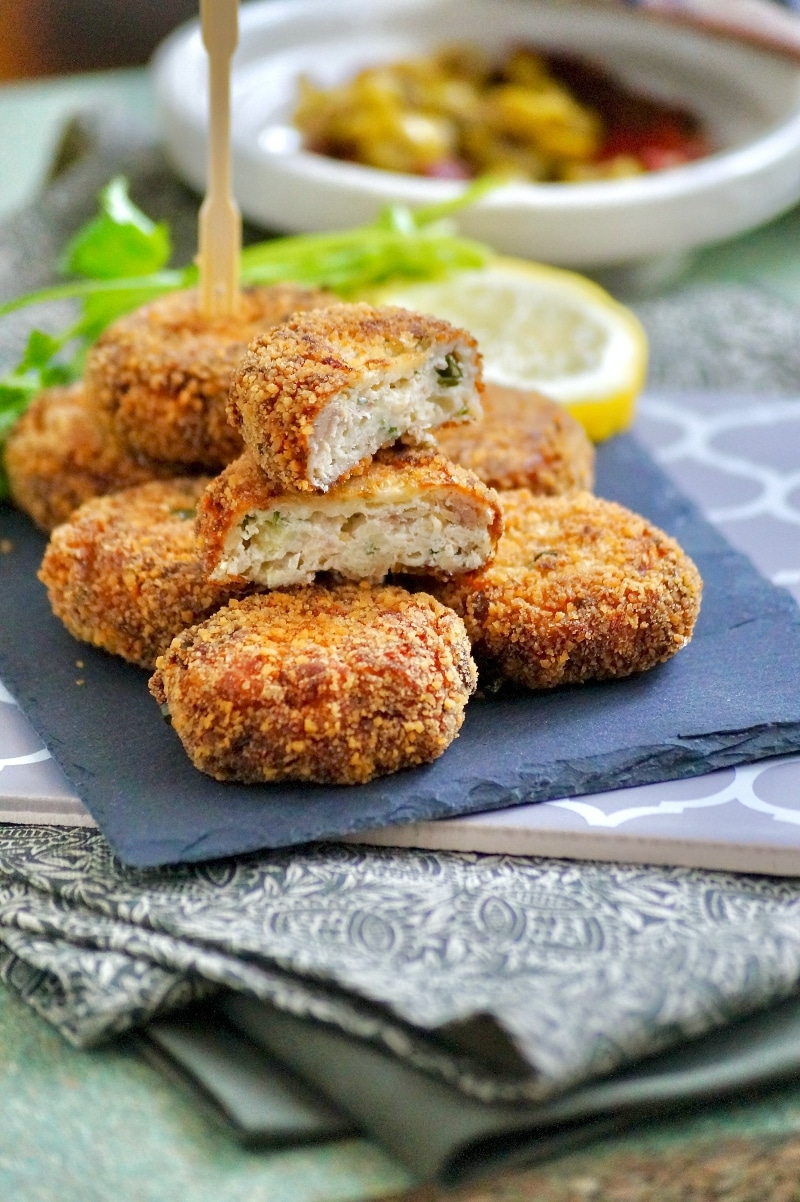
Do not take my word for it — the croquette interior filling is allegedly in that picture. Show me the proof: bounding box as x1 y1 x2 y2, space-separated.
307 352 480 488
216 496 494 587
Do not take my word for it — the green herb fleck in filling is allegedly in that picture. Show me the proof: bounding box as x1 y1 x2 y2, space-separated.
436 353 464 387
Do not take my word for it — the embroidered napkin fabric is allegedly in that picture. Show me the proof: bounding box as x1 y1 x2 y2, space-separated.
5 827 800 1111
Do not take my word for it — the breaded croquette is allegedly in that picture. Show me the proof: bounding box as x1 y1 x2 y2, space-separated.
434 383 595 494
149 585 477 784
432 489 702 689
4 383 184 532
39 478 249 669
227 302 483 492
196 445 502 589
84 284 336 469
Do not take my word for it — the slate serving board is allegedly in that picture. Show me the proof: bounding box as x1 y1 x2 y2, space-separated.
2 432 800 869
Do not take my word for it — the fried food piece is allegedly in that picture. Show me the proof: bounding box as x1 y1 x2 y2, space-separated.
432 489 702 689
84 284 336 469
4 383 185 532
197 445 502 589
39 478 249 669
434 383 595 494
227 302 483 492
149 584 477 784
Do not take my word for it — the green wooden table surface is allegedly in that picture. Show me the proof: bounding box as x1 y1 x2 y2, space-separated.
5 65 800 1202
8 959 800 1202
0 983 411 1202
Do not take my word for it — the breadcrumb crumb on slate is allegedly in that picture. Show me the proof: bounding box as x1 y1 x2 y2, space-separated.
38 478 250 669
84 284 336 469
227 301 484 492
431 489 702 689
196 445 503 588
4 383 186 532
434 383 595 495
149 585 477 785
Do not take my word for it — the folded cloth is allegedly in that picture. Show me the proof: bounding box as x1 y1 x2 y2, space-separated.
3 825 800 1112
141 989 800 1181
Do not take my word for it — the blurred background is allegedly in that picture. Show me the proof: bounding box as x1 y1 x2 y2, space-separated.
3 0 800 82
0 0 198 81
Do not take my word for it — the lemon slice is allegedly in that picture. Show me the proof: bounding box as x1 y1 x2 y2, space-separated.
367 257 648 441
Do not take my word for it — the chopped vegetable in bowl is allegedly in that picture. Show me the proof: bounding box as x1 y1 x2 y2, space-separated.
293 43 711 183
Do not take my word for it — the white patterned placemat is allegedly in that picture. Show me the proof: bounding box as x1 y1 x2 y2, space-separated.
3 389 800 871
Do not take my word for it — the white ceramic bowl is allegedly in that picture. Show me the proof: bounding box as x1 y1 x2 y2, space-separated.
153 0 800 270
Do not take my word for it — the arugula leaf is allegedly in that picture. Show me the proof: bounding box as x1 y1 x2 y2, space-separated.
18 328 63 371
59 176 172 279
5 328 76 400
239 223 488 296
240 177 497 296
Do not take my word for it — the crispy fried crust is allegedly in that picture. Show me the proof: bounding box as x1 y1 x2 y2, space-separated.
84 284 336 469
149 585 477 785
4 384 184 532
432 489 702 689
227 302 483 492
434 383 595 494
196 444 503 586
38 478 249 669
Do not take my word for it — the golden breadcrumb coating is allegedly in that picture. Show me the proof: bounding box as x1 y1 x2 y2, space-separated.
434 383 595 494
149 584 477 785
38 478 250 669
196 444 503 588
432 489 702 689
227 301 484 492
84 284 336 469
4 383 185 532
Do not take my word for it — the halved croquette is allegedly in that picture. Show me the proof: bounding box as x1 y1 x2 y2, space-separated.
197 445 502 589
227 302 483 492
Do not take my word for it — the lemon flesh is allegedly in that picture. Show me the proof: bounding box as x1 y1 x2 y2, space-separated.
369 257 648 441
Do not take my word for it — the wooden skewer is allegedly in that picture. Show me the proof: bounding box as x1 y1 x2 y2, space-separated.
198 0 242 318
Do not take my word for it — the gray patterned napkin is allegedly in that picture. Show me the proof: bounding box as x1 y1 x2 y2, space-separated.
4 826 800 1109
4 112 800 1116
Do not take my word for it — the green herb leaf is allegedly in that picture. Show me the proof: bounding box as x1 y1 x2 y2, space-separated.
240 178 497 296
59 176 172 280
19 328 63 371
0 269 190 320
436 352 464 387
